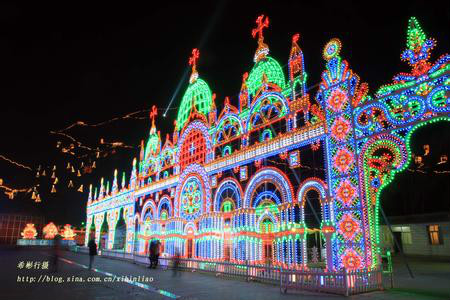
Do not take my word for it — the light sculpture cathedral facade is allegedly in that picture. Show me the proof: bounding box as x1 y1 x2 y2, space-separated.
85 16 449 271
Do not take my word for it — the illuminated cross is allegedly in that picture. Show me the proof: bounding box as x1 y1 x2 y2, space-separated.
150 105 157 127
189 48 200 72
252 15 269 42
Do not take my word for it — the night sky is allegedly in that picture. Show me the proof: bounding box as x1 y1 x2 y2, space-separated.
0 1 449 226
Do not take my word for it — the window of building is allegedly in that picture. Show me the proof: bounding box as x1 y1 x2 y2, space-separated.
427 225 442 245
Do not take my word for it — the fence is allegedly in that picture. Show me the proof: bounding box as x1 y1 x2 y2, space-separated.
280 267 383 296
70 246 384 296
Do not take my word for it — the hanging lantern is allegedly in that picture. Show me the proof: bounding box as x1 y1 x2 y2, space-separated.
96 151 100 158
56 141 61 148
51 185 56 193
92 161 96 168
42 170 46 176
71 166 75 173
80 162 84 168
54 177 58 185
51 172 56 179
35 194 41 203
78 184 84 192
77 169 81 177
31 191 36 200
36 171 40 178
67 162 71 169
68 180 74 188
52 165 56 171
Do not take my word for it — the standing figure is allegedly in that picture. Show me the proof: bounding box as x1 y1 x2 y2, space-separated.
148 240 155 268
153 240 161 268
52 234 62 272
88 238 97 270
172 248 181 277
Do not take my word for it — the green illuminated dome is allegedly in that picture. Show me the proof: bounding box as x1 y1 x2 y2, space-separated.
247 56 286 97
144 132 159 159
176 78 212 130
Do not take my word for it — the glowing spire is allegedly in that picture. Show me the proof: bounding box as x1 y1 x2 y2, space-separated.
88 184 92 202
239 72 249 111
105 180 110 195
130 158 137 189
121 171 126 190
112 169 118 194
99 177 104 198
189 48 200 83
401 17 436 75
288 33 307 96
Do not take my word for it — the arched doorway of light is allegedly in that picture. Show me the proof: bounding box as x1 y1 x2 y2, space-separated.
142 215 152 256
87 219 95 244
374 121 450 270
252 182 282 265
184 222 196 259
99 214 108 251
132 214 140 254
113 208 126 250
257 212 278 265
214 178 242 261
303 188 324 266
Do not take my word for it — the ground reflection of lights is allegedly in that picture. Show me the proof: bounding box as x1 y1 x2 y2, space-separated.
58 257 180 299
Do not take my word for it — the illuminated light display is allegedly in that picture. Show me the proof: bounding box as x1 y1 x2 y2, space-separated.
61 224 76 240
85 16 449 277
43 222 59 239
21 223 37 239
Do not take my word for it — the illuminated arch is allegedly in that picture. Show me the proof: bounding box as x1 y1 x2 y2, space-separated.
184 222 197 235
174 164 211 218
133 213 141 228
297 178 327 206
176 120 213 165
244 167 294 208
247 92 289 131
213 177 244 212
140 200 157 223
215 113 244 143
157 196 173 219
256 211 279 232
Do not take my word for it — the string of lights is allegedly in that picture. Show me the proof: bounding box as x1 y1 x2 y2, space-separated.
0 154 33 171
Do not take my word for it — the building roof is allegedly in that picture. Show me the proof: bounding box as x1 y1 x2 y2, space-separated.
384 213 450 225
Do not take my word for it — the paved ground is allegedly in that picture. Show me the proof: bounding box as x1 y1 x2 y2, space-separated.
0 246 449 300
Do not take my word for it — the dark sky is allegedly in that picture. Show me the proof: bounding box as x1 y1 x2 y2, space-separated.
0 1 449 225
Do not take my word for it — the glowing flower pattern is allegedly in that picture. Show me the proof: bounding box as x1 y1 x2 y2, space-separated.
336 179 357 207
342 249 362 270
333 148 354 173
327 89 348 112
338 213 360 240
331 117 351 141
